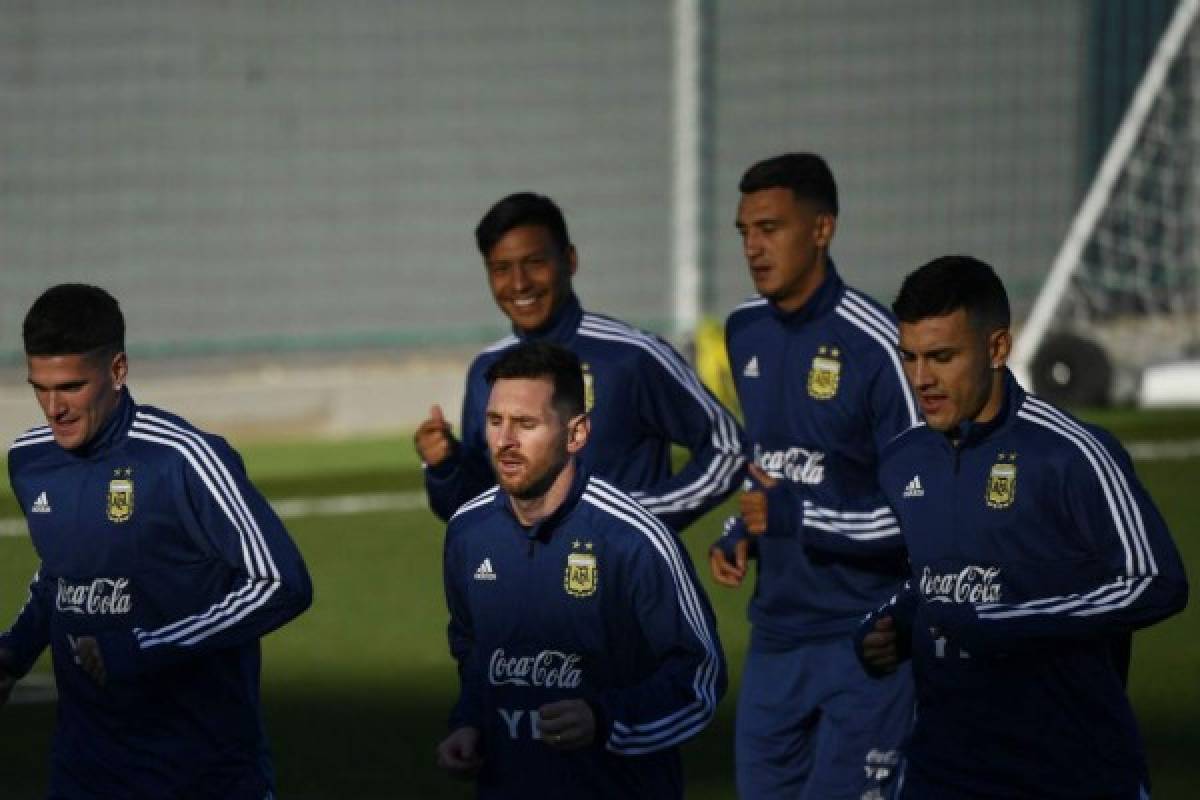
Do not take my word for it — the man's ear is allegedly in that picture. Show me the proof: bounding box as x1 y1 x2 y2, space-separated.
988 328 1012 370
814 212 837 249
566 413 590 454
110 351 129 391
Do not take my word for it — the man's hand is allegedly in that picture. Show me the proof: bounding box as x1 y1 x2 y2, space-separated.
70 635 106 687
740 463 778 535
859 615 900 675
436 726 483 777
0 647 16 707
414 404 457 468
709 538 749 587
538 699 596 751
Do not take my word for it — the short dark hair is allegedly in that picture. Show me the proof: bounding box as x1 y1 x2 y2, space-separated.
892 255 1011 334
485 341 585 420
24 283 126 359
739 153 839 216
475 192 572 257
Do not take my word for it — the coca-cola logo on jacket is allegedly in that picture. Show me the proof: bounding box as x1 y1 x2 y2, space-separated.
55 577 133 615
488 649 583 689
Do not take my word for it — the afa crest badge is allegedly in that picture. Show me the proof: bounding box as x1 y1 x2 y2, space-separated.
807 346 841 400
564 540 598 598
108 467 134 523
582 362 595 412
986 453 1017 509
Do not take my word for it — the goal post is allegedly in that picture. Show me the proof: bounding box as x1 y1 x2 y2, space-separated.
1010 0 1200 405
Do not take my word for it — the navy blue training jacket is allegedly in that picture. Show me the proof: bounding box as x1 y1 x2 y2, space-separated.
867 372 1188 798
425 293 746 531
443 468 727 798
2 390 312 799
721 264 921 646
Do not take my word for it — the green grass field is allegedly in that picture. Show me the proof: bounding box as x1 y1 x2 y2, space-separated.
1 409 1197 798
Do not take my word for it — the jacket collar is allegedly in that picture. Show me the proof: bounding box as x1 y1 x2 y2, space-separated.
767 259 844 326
494 461 590 542
948 369 1024 448
73 388 135 459
513 292 584 344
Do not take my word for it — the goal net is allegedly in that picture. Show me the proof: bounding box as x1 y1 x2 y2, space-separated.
1010 0 1200 406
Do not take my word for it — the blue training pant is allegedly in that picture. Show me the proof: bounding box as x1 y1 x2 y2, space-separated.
736 634 913 800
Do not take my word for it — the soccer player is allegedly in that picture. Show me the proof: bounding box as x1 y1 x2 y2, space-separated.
709 153 920 799
0 284 313 799
437 341 726 798
414 192 745 530
858 256 1189 798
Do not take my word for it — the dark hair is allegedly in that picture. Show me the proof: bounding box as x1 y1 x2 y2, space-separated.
739 153 839 216
485 341 585 420
24 283 126 358
892 255 1011 333
475 192 572 257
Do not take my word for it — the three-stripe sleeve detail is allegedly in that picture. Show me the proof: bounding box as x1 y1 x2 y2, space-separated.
582 478 721 755
128 412 281 648
578 315 744 515
834 291 920 428
976 396 1157 620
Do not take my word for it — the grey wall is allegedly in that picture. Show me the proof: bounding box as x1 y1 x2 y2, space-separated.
2 1 1089 363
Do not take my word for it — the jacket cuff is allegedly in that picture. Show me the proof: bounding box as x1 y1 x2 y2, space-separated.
424 449 461 481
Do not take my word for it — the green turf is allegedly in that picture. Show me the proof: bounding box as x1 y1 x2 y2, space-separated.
0 414 1197 798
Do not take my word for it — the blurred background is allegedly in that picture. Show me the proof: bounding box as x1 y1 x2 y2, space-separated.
2 1 1198 797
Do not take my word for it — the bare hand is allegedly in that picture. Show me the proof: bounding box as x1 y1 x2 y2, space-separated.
71 635 106 687
414 404 456 468
436 726 483 777
538 698 596 751
0 648 15 706
740 464 778 535
860 615 899 674
709 538 749 588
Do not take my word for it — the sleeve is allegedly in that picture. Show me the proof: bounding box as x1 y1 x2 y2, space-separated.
97 436 313 680
758 358 917 557
444 524 485 730
626 337 747 531
926 431 1188 656
593 519 728 756
709 514 758 562
424 366 497 522
853 579 918 676
0 569 55 678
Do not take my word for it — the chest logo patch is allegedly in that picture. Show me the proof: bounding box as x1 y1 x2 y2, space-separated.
807 345 841 400
107 467 134 523
986 453 1017 509
582 362 595 412
564 540 598 598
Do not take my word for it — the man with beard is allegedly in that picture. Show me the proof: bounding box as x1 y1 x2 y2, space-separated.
437 341 726 798
858 256 1188 798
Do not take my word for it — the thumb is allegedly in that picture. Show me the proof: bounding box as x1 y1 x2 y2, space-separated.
430 404 446 425
735 539 749 571
874 615 895 632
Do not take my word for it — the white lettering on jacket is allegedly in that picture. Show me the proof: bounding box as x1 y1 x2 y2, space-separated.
488 649 583 689
754 445 826 485
919 565 1003 604
55 577 133 615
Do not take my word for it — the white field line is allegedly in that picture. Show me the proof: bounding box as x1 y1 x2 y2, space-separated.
0 490 431 539
2 438 1199 540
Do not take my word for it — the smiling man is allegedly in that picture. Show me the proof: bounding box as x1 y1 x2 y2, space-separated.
857 256 1188 798
414 192 744 531
0 284 312 800
437 341 725 798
